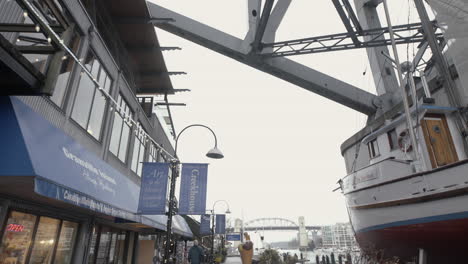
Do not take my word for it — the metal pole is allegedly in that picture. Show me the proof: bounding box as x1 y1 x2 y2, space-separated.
382 0 422 167
211 213 215 263
164 160 179 263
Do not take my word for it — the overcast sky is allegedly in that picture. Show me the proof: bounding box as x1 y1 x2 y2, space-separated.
152 0 420 241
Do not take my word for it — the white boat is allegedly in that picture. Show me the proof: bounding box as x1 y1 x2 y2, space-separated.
339 1 468 262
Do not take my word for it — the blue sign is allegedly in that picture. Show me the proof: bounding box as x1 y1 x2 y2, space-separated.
137 163 170 214
226 233 241 241
178 163 208 215
215 214 226 234
35 178 138 221
200 214 211 235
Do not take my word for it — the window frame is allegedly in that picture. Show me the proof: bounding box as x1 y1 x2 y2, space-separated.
387 129 398 151
87 224 129 264
130 125 147 177
109 94 133 163
70 48 112 141
368 138 380 159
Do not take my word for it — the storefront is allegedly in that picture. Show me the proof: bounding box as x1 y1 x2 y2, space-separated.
1 210 78 263
0 97 193 263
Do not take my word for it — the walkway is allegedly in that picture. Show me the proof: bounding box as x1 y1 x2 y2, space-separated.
224 256 242 264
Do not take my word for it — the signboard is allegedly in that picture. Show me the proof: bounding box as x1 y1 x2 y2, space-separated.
200 214 211 235
178 163 208 215
215 214 226 234
226 233 241 241
137 163 170 214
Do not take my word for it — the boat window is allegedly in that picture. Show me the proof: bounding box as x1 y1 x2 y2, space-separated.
387 129 398 150
368 139 380 158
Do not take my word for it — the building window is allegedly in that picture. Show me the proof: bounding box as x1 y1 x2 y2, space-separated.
149 143 159 163
50 32 82 107
387 129 398 151
368 139 380 158
87 225 128 264
131 126 146 176
0 210 78 264
71 50 112 140
109 95 132 162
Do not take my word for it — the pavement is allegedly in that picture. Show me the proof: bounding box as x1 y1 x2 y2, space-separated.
224 256 242 264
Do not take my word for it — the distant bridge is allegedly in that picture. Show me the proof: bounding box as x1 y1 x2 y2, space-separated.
226 217 321 232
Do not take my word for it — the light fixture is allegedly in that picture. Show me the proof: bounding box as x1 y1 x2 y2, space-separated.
206 147 224 159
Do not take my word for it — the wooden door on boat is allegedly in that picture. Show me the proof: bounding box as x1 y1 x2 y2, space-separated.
421 114 458 168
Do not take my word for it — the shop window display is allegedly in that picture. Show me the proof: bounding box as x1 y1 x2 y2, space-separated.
0 211 79 264
29 217 60 264
0 211 37 264
88 225 129 264
54 221 79 264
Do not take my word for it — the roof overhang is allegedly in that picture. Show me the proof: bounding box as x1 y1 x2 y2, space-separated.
103 0 174 94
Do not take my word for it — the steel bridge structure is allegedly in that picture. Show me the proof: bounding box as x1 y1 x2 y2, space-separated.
225 217 321 233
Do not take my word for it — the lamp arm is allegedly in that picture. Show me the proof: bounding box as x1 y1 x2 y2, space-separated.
174 124 219 159
212 199 230 213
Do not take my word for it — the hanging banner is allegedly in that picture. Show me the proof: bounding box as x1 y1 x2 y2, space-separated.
178 163 208 215
137 163 170 214
200 214 211 235
215 214 226 234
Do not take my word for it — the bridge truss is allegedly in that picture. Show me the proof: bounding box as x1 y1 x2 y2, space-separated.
226 218 321 232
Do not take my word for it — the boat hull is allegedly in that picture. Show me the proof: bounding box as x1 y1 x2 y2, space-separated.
354 211 468 262
343 160 468 263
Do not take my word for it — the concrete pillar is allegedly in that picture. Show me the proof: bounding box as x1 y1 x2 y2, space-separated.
298 216 309 248
418 248 427 264
353 0 399 96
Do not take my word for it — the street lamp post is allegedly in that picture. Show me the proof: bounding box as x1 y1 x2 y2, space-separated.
163 124 224 264
209 200 231 263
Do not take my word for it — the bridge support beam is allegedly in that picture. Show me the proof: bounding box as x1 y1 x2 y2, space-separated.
147 2 378 115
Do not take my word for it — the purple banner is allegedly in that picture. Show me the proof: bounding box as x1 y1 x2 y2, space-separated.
215 214 226 234
200 214 211 235
178 163 208 215
137 163 170 214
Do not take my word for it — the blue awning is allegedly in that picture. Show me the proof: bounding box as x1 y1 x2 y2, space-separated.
0 97 192 237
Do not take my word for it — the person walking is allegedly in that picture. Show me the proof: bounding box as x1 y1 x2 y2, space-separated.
188 240 204 264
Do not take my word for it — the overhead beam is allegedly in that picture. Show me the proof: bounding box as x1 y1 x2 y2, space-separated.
262 0 292 52
139 71 186 77
16 45 55 54
147 3 377 115
342 0 363 33
252 0 274 52
332 0 360 45
113 16 174 25
263 22 441 57
0 23 63 33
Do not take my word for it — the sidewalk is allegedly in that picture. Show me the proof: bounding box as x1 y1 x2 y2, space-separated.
224 256 242 264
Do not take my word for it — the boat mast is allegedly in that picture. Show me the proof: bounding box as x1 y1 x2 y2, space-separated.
382 0 422 168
